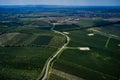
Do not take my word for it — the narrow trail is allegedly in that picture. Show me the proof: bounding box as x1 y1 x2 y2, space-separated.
105 36 111 48
39 24 70 80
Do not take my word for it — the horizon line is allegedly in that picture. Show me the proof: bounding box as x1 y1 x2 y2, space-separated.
0 4 120 7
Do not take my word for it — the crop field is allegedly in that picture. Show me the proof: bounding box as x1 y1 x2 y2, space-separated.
0 5 120 80
0 25 66 80
75 19 120 37
0 32 20 45
97 24 120 36
68 30 120 50
1 18 119 80
76 19 111 27
19 18 51 27
48 36 66 47
68 30 108 47
0 27 66 47
49 74 67 80
31 36 53 46
50 29 120 80
38 27 52 30
54 24 81 31
4 33 32 46
3 34 66 48
48 69 84 80
0 25 17 34
0 47 57 80
52 49 120 80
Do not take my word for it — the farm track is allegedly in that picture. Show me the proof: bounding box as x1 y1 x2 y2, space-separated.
38 24 70 80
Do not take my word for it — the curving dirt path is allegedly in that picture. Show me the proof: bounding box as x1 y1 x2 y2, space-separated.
40 24 70 80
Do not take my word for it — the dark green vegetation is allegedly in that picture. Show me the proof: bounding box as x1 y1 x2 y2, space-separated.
68 30 108 48
52 30 120 80
0 5 120 80
0 47 57 80
54 24 81 31
0 30 66 80
0 25 17 34
31 36 53 46
0 17 66 80
19 18 51 27
98 24 120 36
49 74 67 80
0 18 51 35
53 19 120 32
75 19 120 36
53 49 120 80
76 19 111 28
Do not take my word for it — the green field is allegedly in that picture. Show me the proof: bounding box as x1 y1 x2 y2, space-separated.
49 74 67 80
53 49 120 80
0 28 66 47
4 33 32 46
31 36 53 46
68 30 108 48
0 15 120 80
50 29 120 80
76 19 111 27
0 47 57 80
97 24 120 36
75 18 120 37
68 30 120 51
0 23 66 80
54 24 81 31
